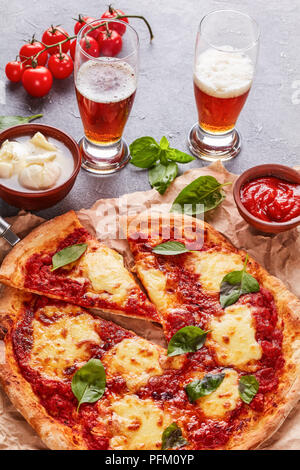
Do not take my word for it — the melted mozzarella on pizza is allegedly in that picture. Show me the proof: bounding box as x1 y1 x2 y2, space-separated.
136 266 175 313
110 395 171 450
132 250 245 314
208 304 262 369
82 246 136 304
30 309 100 378
195 369 240 418
185 251 244 292
102 337 164 392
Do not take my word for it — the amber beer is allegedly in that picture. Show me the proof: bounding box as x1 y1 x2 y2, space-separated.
193 48 254 134
75 60 137 144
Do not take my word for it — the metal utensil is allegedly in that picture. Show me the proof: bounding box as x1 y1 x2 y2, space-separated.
0 216 20 246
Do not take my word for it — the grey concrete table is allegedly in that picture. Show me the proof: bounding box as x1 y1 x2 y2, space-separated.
0 0 299 219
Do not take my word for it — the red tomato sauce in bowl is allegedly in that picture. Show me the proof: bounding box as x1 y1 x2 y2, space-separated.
240 176 300 223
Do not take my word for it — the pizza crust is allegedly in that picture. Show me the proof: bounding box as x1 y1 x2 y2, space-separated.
233 269 300 449
0 211 80 287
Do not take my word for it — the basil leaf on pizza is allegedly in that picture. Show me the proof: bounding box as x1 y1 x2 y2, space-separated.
220 255 260 308
167 326 209 357
239 375 259 404
152 241 189 255
51 243 88 271
171 175 231 215
185 372 225 402
71 358 106 411
161 422 188 450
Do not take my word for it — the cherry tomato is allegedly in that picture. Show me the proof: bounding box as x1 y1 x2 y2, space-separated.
70 40 76 60
101 8 128 35
74 15 101 40
19 39 48 66
42 26 70 55
79 35 100 57
5 61 24 82
22 66 53 97
48 53 74 79
98 29 122 57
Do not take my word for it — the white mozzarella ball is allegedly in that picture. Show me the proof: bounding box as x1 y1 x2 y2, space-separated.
0 161 14 178
18 162 61 190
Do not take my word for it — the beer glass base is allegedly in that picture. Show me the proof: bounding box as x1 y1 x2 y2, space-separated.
187 123 241 162
79 137 130 175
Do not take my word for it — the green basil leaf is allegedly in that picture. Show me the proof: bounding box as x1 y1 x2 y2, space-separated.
166 148 195 163
0 114 43 130
161 422 188 450
51 243 88 271
129 136 160 168
220 271 243 308
129 135 196 193
239 375 259 404
171 175 231 215
159 136 169 150
185 372 225 402
152 241 189 255
167 326 209 357
148 161 178 195
242 271 260 293
219 256 260 308
158 148 169 166
71 358 106 411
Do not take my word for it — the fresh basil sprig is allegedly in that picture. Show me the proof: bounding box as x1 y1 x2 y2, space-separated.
129 136 160 168
161 422 188 450
51 243 88 271
130 135 195 195
171 175 231 215
0 114 43 130
71 358 106 412
167 326 209 357
152 241 190 256
149 162 178 194
219 255 260 308
239 375 259 404
185 372 225 402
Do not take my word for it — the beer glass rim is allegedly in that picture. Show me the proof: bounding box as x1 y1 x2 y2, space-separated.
77 18 139 61
199 9 260 53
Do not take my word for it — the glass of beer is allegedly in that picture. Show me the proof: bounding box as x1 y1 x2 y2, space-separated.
188 10 259 161
75 19 139 174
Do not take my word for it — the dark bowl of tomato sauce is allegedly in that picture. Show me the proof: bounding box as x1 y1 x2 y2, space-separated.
233 164 300 233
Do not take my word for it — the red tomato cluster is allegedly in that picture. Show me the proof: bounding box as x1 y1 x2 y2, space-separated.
71 9 127 58
5 7 128 98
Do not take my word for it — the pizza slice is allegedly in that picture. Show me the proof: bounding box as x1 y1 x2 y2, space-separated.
0 287 174 450
0 211 159 323
1 285 299 450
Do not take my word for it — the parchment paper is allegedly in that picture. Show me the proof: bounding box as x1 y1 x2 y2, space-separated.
0 161 299 450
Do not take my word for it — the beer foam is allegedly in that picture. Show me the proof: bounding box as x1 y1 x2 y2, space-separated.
194 47 254 98
76 59 137 103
